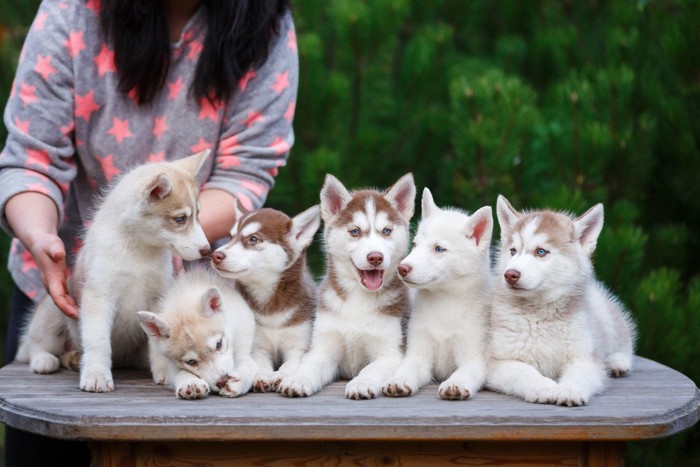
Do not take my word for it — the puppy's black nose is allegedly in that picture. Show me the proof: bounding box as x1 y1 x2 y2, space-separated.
199 248 212 258
211 251 226 264
504 269 521 285
398 263 412 277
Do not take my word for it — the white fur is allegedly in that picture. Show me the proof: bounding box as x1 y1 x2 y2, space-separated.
279 174 415 400
16 151 212 393
486 195 637 406
213 205 321 392
137 269 257 399
382 188 492 400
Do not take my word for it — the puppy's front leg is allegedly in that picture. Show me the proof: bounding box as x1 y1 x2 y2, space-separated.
347 350 403 400
221 354 258 398
439 340 487 400
382 333 435 397
279 332 341 398
172 370 210 400
252 349 276 393
79 290 117 392
556 359 606 406
487 359 559 404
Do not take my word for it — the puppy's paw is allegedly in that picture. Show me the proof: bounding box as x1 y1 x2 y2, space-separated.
80 368 114 393
556 385 589 407
345 378 379 400
382 379 417 397
253 371 276 393
176 378 210 400
279 375 317 398
59 350 81 372
220 374 250 398
438 381 472 401
523 381 558 405
31 353 60 374
607 352 632 378
152 371 167 385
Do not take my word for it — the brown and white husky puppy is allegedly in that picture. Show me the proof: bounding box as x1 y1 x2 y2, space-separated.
16 151 212 393
279 174 416 399
211 203 321 392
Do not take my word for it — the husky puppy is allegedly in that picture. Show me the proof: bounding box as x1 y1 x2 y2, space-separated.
211 203 321 392
279 174 416 400
382 188 491 400
16 151 212 393
487 195 636 406
137 269 257 399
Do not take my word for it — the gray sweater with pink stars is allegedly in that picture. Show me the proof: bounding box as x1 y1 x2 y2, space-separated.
0 0 298 300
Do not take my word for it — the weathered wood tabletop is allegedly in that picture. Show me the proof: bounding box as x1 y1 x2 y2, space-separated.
0 356 697 443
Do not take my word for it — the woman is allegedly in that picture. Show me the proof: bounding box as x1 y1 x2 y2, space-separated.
0 0 297 464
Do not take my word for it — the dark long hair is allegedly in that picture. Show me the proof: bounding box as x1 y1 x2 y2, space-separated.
100 0 290 105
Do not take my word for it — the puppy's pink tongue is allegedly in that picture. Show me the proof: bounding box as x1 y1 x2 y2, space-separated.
360 270 384 291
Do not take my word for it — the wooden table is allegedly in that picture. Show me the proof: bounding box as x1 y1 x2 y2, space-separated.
0 357 698 466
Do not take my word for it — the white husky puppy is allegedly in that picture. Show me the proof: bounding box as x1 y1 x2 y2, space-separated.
137 269 257 399
279 174 416 400
487 195 636 406
16 151 212 393
211 203 321 392
382 188 491 400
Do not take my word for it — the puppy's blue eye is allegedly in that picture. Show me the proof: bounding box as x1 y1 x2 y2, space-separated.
510 248 517 256
349 228 361 237
383 227 393 236
435 245 446 253
248 236 259 244
184 359 198 367
174 215 186 224
536 248 549 257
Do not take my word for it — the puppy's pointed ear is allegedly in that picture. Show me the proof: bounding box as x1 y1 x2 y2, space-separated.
385 173 416 222
421 187 440 219
145 173 172 201
320 174 351 221
291 205 321 250
137 311 170 340
177 149 211 176
574 203 604 256
200 287 223 318
229 197 247 236
496 195 520 239
465 206 493 250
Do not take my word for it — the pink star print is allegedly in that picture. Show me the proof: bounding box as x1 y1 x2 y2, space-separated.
236 193 253 211
107 118 133 144
98 154 120 182
168 77 183 100
26 148 51 171
218 155 241 169
61 121 75 136
271 71 290 95
283 102 295 122
26 182 51 197
127 87 139 105
35 12 48 31
239 70 256 91
187 40 203 60
75 91 101 121
19 248 38 273
34 55 58 81
268 137 291 155
198 97 222 122
242 180 268 198
287 29 297 52
242 110 265 128
65 31 86 58
268 159 285 177
94 44 116 76
148 152 166 163
153 116 168 139
14 117 30 134
19 83 38 106
86 0 101 15
219 134 239 153
190 138 211 153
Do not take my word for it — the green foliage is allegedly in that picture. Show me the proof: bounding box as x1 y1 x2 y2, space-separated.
1 0 699 464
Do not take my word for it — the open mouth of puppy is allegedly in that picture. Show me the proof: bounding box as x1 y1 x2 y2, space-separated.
358 268 384 291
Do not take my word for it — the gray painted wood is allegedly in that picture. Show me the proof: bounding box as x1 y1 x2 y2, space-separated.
0 357 697 442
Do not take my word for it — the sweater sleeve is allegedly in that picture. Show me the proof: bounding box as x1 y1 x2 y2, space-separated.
204 11 299 211
0 0 79 237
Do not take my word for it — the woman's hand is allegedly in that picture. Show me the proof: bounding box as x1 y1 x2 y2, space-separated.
5 192 79 319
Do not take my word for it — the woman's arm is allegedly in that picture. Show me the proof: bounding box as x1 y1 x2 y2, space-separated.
5 192 79 318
